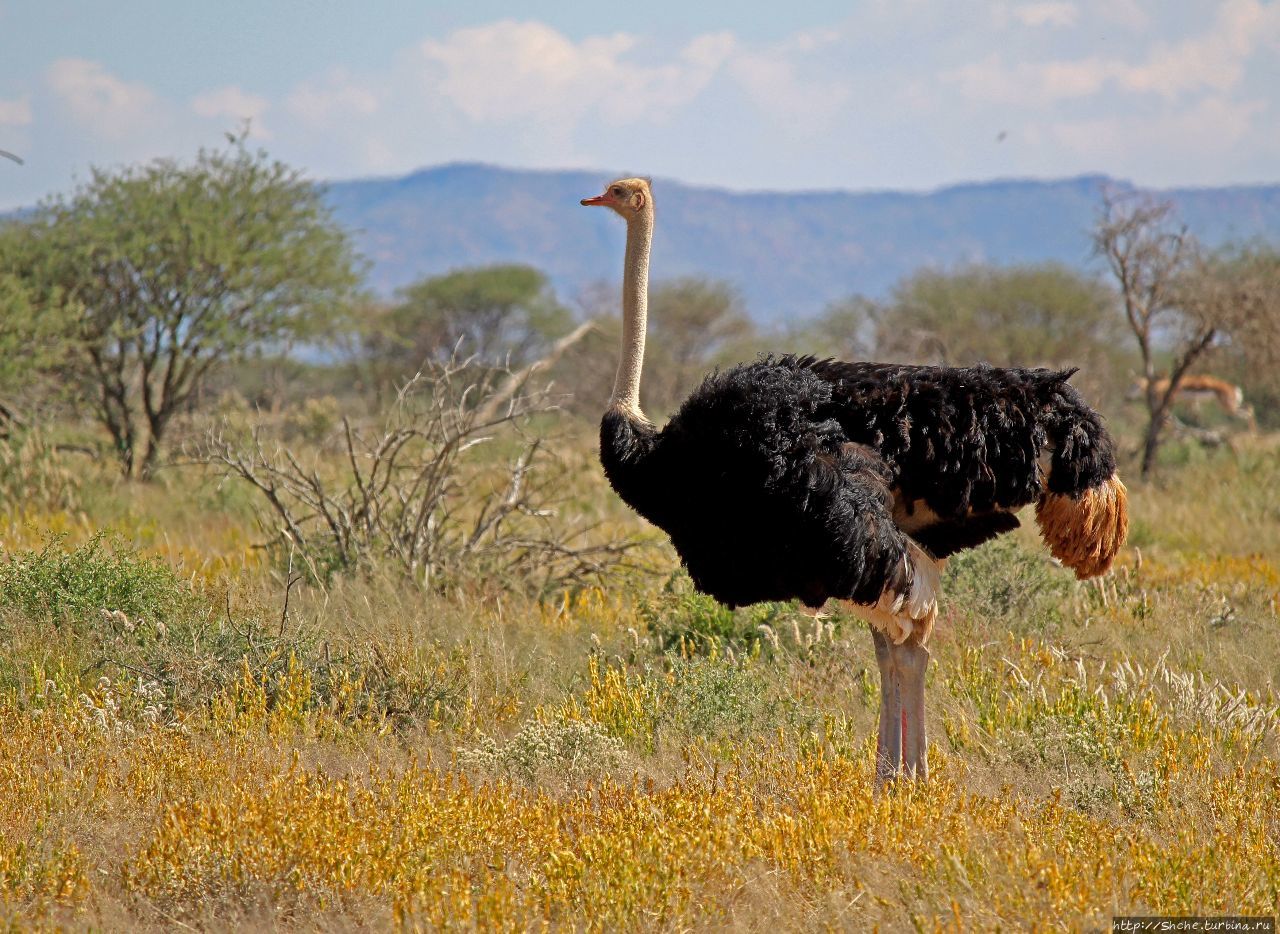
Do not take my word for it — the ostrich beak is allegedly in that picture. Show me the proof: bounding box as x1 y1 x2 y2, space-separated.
580 193 612 206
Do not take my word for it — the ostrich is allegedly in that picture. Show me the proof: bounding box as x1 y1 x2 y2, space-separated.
581 177 1128 783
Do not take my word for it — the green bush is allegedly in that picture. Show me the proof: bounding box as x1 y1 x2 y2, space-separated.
643 580 739 653
0 533 194 624
660 656 802 741
944 536 1069 633
642 572 791 654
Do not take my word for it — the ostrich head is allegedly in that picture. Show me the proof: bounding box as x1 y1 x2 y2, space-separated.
581 177 652 218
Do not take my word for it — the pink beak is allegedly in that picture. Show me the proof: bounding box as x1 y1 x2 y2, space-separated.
580 193 613 207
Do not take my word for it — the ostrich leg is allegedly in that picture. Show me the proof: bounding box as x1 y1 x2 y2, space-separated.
895 639 930 780
870 627 901 783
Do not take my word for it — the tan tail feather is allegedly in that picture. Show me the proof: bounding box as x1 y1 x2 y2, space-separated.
1035 475 1129 579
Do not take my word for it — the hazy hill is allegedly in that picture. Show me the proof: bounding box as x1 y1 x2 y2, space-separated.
325 163 1280 321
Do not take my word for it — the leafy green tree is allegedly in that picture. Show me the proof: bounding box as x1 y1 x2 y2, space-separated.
643 278 756 412
872 263 1131 405
548 277 755 417
0 273 35 397
372 265 573 376
0 255 77 432
786 296 877 361
4 138 361 477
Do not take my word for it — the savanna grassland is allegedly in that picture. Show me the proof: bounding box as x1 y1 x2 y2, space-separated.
0 404 1278 933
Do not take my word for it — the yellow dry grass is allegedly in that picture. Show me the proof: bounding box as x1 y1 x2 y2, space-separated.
1 433 1278 930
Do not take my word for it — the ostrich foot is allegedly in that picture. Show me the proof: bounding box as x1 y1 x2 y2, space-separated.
870 627 931 784
896 638 930 780
871 627 901 784
853 540 941 785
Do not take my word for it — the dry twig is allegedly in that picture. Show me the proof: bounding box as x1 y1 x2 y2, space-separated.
200 352 644 593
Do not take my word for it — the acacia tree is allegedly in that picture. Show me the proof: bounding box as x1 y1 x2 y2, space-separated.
7 138 361 477
0 271 72 433
789 296 877 362
1095 192 1280 475
868 263 1130 405
643 278 755 412
515 275 756 417
1179 246 1280 429
1094 193 1215 478
369 265 572 376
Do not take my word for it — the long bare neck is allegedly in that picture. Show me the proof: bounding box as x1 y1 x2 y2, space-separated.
611 207 653 422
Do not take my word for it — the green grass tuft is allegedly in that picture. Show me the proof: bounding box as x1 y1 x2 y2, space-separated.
0 532 194 625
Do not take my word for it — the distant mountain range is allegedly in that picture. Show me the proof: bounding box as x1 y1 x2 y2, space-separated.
6 163 1276 323
12 159 1280 319
325 164 1280 321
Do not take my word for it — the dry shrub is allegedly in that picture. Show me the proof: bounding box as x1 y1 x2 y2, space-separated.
202 354 643 594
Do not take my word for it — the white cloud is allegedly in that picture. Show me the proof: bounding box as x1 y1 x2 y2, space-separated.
0 95 31 126
1117 0 1280 98
1047 95 1267 160
285 68 380 128
772 27 844 54
360 136 399 172
947 54 1112 105
718 27 852 127
950 0 1280 108
266 22 746 180
12 8 1278 208
1089 0 1149 30
47 58 157 140
1011 2 1079 27
191 85 270 138
416 20 733 127
257 12 1280 189
402 19 851 140
728 48 851 127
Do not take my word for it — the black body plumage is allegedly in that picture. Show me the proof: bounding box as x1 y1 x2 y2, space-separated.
599 355 1117 610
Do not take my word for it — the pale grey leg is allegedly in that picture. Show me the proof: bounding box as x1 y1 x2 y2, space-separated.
871 627 901 784
894 639 930 781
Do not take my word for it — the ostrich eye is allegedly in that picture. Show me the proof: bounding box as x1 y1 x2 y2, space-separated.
610 187 623 196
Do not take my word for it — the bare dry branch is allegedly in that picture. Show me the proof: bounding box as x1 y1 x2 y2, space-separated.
473 319 597 424
1094 190 1214 477
198 352 646 594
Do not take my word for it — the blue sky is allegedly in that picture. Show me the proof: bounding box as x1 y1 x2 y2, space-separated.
1 0 1278 209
